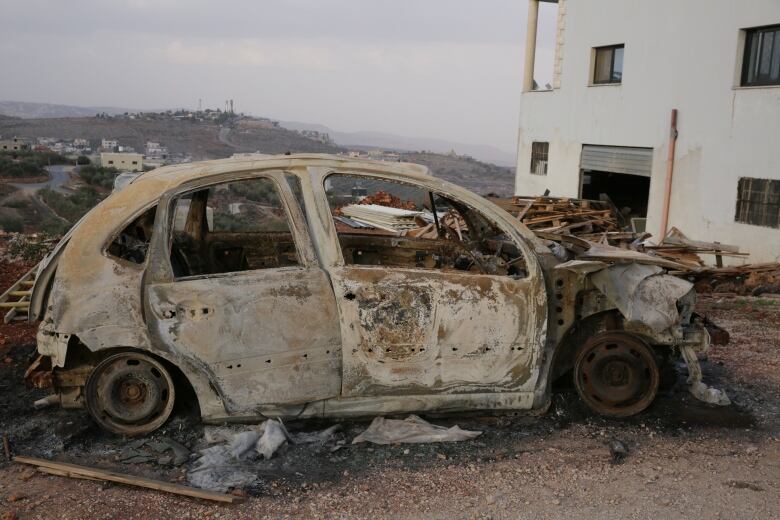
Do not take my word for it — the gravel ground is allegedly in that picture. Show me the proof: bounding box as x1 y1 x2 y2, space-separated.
0 295 778 520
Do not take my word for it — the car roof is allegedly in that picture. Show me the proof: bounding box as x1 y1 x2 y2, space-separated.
62 155 435 257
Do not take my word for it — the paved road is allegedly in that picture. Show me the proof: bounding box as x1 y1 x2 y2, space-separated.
10 165 73 194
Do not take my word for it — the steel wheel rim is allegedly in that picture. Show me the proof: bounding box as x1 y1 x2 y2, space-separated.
574 332 659 417
86 353 175 436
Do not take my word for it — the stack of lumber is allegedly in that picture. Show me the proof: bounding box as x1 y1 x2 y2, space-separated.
491 196 619 233
356 190 417 210
645 227 748 270
489 195 650 248
340 204 424 232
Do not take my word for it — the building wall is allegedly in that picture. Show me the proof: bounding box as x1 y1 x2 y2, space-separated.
516 0 780 263
100 152 143 172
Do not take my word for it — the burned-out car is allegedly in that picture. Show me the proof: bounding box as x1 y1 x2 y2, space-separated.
30 155 728 435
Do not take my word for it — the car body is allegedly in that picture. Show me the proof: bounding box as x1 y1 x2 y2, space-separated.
30 154 726 435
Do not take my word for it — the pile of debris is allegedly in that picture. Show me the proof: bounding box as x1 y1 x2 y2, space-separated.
338 204 424 233
488 195 638 245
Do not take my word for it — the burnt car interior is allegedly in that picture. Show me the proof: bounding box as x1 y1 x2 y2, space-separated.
167 177 300 278
326 174 527 277
107 205 157 264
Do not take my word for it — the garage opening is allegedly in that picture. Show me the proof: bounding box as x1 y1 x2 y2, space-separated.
580 145 652 226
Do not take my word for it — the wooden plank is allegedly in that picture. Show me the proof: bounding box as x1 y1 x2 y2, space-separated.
38 467 105 482
14 456 243 504
0 302 30 308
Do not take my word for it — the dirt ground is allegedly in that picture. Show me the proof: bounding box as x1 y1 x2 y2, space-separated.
0 279 778 519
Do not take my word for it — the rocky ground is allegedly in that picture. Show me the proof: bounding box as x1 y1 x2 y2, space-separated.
0 264 778 519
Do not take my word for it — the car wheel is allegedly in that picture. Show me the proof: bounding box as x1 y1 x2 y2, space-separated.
85 352 176 436
573 332 660 417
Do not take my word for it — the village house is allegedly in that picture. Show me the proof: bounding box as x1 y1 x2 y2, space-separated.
516 0 780 263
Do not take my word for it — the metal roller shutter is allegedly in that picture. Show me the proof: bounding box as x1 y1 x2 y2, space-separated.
580 145 653 177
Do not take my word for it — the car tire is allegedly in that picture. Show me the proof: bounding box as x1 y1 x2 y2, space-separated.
85 352 176 436
573 331 660 417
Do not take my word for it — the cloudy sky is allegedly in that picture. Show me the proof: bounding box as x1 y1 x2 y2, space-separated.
0 0 557 154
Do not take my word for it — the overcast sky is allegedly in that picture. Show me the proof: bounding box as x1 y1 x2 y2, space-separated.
0 0 556 154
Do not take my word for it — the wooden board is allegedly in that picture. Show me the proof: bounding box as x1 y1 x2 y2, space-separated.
14 456 243 504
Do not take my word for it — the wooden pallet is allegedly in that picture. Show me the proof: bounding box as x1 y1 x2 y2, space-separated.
0 264 38 324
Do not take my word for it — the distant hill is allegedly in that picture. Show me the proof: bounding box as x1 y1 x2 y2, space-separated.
280 120 516 167
0 101 144 119
0 112 513 194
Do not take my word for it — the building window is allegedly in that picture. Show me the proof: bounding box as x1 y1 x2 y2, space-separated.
735 177 780 228
530 142 549 176
742 24 780 87
108 160 114 165
593 44 624 84
132 161 138 165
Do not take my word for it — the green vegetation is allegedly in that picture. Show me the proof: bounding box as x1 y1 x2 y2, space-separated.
76 155 91 165
0 214 24 232
0 150 73 179
7 233 56 261
40 186 104 223
79 165 119 189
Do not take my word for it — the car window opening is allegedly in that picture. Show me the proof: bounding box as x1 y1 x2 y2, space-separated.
325 174 527 277
169 177 300 278
107 205 157 264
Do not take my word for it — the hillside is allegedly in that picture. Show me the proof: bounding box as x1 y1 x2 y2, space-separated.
0 116 342 159
400 152 514 196
0 114 514 196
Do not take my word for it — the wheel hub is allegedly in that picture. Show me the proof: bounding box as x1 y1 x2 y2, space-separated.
85 353 176 436
574 332 660 417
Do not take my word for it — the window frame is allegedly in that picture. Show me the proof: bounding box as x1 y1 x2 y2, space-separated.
530 142 549 176
102 201 159 268
592 44 624 85
321 171 531 278
164 172 308 281
741 24 780 87
735 176 780 229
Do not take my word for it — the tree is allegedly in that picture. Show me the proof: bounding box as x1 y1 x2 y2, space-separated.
77 155 91 165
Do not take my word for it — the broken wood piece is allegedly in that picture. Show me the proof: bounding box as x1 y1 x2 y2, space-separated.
13 456 244 504
2 435 10 460
38 467 105 482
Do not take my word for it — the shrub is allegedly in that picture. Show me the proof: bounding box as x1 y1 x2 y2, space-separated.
77 155 91 165
79 165 118 189
0 214 24 232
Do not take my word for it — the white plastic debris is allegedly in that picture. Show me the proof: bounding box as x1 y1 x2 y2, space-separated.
229 430 262 459
291 424 341 444
256 419 289 459
352 415 482 445
690 381 731 406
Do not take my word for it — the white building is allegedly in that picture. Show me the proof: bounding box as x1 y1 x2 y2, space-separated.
101 139 118 151
516 0 780 263
100 152 143 172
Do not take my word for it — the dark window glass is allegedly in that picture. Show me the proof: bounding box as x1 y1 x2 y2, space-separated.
593 44 624 84
530 142 549 176
735 177 780 228
742 25 780 86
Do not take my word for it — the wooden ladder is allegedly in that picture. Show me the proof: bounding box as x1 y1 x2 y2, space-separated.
0 265 38 324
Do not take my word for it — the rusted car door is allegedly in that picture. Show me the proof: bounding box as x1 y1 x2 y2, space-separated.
143 171 342 413
320 174 548 399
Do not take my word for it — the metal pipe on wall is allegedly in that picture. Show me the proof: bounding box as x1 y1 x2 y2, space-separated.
523 0 539 92
659 109 678 239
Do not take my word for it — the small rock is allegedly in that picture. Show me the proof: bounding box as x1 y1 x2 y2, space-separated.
552 499 561 506
6 493 25 503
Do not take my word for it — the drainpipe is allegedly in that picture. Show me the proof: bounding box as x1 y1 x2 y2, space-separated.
523 0 539 92
659 109 678 240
